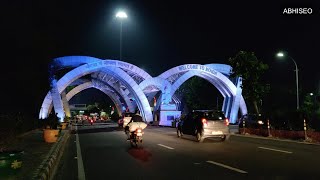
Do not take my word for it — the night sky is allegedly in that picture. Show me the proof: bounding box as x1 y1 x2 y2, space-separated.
1 0 319 116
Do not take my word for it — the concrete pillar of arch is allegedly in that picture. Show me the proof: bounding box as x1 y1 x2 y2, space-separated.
225 96 233 118
222 96 228 113
50 79 65 121
229 77 243 123
61 90 71 118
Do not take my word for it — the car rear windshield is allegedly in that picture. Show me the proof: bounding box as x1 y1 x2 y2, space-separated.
197 111 226 121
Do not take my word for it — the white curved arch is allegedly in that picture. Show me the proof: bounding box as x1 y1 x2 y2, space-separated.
93 74 135 113
170 71 232 98
66 81 123 116
40 57 154 120
168 70 234 116
204 63 232 76
99 67 152 122
40 60 153 122
159 64 247 122
160 64 235 97
139 77 172 104
55 59 150 94
53 56 153 80
40 57 247 124
139 77 169 91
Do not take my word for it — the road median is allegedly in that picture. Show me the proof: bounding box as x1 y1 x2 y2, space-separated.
32 130 70 180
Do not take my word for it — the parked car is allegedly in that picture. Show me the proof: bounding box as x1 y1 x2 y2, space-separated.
238 114 267 129
176 110 230 142
118 112 135 128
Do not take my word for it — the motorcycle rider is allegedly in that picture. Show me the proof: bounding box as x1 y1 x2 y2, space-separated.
125 110 147 140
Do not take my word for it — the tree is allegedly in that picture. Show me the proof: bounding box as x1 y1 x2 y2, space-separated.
300 93 320 130
176 76 217 110
228 51 269 114
301 94 314 119
86 104 100 115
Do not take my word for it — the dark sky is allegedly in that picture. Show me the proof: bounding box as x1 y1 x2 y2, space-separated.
1 0 319 116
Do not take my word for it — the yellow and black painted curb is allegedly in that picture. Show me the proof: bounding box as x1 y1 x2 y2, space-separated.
31 130 70 180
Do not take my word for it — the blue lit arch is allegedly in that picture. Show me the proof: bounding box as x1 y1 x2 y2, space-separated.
40 56 247 124
159 64 247 123
40 56 154 122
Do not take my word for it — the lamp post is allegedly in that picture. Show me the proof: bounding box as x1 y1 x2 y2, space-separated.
277 51 299 110
115 11 127 61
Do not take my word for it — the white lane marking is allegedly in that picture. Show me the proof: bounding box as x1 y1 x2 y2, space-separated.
151 129 176 135
75 125 86 180
158 144 174 150
206 160 248 174
258 146 293 154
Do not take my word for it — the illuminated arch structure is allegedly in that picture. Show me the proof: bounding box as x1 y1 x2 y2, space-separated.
39 56 247 124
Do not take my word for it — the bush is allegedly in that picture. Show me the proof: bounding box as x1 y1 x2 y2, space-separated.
42 112 60 129
0 113 37 144
110 113 120 121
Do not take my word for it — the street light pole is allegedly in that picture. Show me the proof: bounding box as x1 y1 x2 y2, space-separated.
119 20 122 61
289 56 299 110
277 52 299 110
115 11 127 61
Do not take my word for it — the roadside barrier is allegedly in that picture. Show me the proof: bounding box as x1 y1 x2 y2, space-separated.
31 130 70 180
267 119 272 137
242 120 246 135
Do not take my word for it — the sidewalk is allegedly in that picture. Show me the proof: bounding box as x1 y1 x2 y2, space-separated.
0 129 70 180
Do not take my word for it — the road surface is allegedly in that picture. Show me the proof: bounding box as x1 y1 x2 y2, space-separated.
54 121 320 179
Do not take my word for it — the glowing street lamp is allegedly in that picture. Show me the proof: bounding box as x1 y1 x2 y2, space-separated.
116 11 127 18
276 52 284 57
115 11 127 61
276 51 299 110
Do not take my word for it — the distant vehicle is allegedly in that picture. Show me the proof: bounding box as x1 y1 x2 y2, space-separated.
176 110 230 142
238 114 266 129
90 113 99 121
118 112 135 128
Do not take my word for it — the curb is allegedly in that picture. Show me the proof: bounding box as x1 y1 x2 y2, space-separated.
232 133 320 146
31 130 70 180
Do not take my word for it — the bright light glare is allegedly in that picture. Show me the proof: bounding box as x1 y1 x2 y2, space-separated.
116 11 127 19
310 93 314 96
258 120 264 125
277 52 284 57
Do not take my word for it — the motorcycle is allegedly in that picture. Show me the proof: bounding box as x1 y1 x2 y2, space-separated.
129 128 143 148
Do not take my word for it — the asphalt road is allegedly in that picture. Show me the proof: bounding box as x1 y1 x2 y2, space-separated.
54 122 320 180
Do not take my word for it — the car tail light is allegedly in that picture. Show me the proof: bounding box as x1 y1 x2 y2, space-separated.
90 120 93 123
202 118 208 127
225 118 229 126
